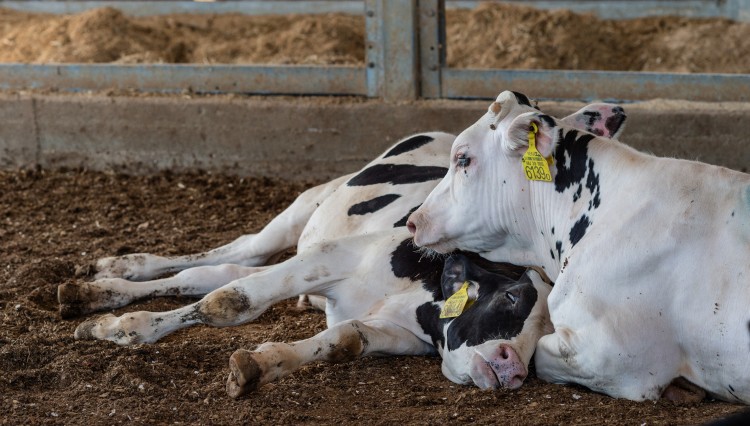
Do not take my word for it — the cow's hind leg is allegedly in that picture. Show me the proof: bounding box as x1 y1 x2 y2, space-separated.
91 175 350 281
58 264 266 318
73 236 372 345
226 319 434 398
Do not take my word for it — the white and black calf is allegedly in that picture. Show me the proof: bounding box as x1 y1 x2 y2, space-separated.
409 92 750 404
58 91 623 397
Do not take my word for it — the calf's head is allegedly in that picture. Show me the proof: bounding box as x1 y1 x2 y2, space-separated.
419 254 552 389
407 91 626 261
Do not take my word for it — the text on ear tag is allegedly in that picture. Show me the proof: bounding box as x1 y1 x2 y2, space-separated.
439 281 474 319
521 122 553 182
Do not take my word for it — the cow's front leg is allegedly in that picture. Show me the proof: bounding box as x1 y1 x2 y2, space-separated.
92 175 350 281
226 319 434 398
58 264 266 318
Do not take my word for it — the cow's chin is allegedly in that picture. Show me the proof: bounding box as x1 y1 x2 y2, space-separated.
412 233 458 254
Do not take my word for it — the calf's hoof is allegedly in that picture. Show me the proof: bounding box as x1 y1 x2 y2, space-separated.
226 349 263 398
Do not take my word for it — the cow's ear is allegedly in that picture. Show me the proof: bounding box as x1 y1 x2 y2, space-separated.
505 112 558 159
561 103 627 139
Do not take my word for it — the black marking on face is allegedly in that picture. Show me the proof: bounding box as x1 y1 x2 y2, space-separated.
550 249 555 260
384 135 435 158
551 226 555 235
443 257 538 350
556 241 562 260
394 204 421 228
347 164 448 187
582 111 604 136
347 194 401 216
553 129 595 194
512 91 532 107
569 215 591 247
605 106 626 135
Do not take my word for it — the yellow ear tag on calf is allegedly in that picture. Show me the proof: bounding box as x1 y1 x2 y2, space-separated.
521 122 553 182
439 281 474 319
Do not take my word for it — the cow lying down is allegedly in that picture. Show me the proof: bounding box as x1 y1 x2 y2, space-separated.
58 91 626 398
409 92 750 404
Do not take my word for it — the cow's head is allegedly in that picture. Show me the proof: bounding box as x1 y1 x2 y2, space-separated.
420 254 552 389
407 91 626 264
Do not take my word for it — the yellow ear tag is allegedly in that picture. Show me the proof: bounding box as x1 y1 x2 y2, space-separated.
439 281 474 319
521 122 553 182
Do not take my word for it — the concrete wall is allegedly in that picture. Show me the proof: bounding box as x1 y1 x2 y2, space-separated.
1 93 748 181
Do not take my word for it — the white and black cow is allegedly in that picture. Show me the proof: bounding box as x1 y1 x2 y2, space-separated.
58 91 625 398
408 92 750 404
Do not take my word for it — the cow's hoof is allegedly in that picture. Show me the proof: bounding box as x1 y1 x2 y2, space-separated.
73 314 115 340
226 349 262 398
662 377 706 405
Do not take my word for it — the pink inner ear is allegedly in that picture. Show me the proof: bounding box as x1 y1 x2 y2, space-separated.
576 105 625 138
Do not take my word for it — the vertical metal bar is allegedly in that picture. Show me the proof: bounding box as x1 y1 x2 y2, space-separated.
365 0 419 100
418 0 446 98
365 0 383 98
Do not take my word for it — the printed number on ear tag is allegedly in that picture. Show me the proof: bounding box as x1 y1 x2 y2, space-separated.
439 281 474 319
521 122 553 182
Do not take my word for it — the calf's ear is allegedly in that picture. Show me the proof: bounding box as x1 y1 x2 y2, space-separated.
441 255 479 300
561 103 627 139
505 112 558 159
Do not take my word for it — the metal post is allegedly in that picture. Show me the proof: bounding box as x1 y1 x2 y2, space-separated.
365 0 419 101
418 0 445 99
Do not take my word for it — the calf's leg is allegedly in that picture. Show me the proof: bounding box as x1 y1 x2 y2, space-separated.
226 319 434 398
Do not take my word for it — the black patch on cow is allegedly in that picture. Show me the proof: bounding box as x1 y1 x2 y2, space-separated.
605 106 626 135
583 111 600 127
551 226 555 235
582 111 605 136
416 302 446 348
347 194 401 216
537 114 556 128
394 204 421 228
550 249 555 260
446 274 538 350
347 164 448 187
572 184 583 202
384 135 435 158
556 241 562 259
569 215 591 247
390 238 445 301
553 129 595 194
585 158 601 210
512 91 532 107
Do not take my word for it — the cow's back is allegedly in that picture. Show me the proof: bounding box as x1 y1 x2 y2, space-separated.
298 132 454 250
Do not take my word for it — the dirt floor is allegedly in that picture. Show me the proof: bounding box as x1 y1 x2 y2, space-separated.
2 2 750 73
0 168 746 425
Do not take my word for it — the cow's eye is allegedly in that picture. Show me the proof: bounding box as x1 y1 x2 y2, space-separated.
505 291 518 304
456 153 471 168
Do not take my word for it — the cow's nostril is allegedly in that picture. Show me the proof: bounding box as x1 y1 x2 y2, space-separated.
406 220 416 235
499 346 510 360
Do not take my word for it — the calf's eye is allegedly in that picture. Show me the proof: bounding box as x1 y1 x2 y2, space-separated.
456 153 471 168
505 291 518 304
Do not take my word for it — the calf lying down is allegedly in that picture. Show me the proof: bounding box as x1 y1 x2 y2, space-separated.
58 91 626 397
409 92 750 404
